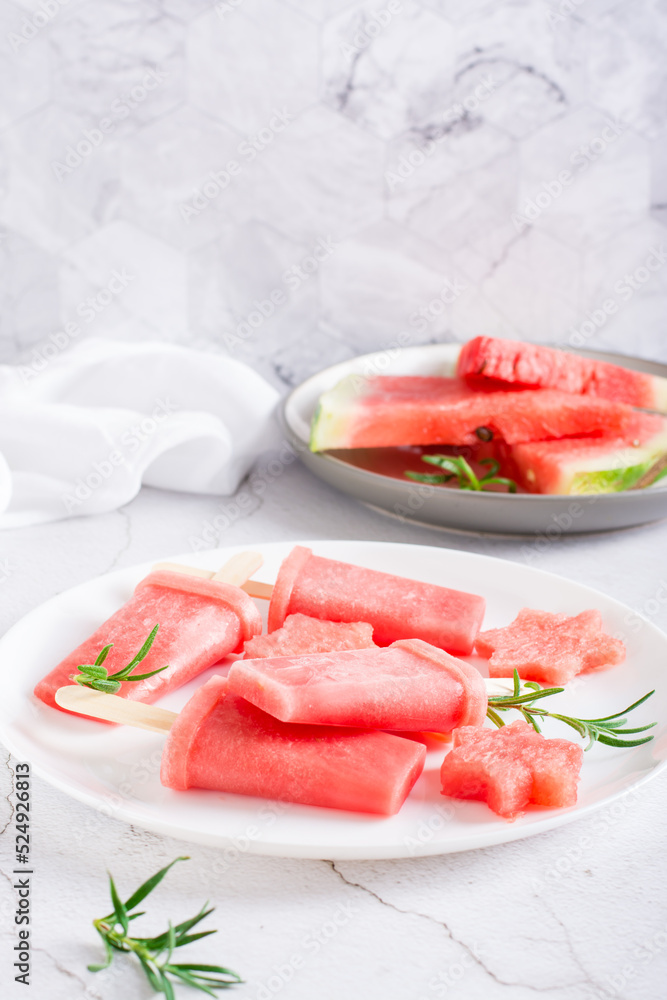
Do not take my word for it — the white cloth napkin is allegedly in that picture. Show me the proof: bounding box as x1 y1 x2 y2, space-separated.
0 339 282 527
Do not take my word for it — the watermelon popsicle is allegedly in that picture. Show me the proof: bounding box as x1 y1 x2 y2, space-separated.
243 545 485 655
34 553 263 714
55 677 427 816
227 638 488 732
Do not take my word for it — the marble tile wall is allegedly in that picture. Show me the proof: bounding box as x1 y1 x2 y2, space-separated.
1 0 666 390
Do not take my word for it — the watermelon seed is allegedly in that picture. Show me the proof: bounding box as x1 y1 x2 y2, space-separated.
475 426 494 442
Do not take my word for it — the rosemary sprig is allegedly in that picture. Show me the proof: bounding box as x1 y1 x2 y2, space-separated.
406 455 517 493
90 856 242 997
487 670 657 750
70 625 169 693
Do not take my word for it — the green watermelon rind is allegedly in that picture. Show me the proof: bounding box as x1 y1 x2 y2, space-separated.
309 399 324 450
571 462 653 494
571 458 667 494
309 375 362 452
557 437 667 495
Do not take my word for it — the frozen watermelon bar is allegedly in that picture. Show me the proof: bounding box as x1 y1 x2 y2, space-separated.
268 546 485 655
475 608 625 685
34 569 262 712
440 720 584 819
510 411 667 494
228 638 487 731
457 336 667 413
160 676 426 815
244 613 375 658
309 374 633 450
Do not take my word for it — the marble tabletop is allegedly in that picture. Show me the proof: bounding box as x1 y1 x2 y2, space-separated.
2 460 667 1000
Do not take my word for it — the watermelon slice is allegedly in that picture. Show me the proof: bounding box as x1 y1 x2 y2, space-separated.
440 720 584 819
227 638 488 732
457 336 667 413
509 411 667 494
244 613 375 659
475 608 625 685
309 375 633 450
160 676 426 815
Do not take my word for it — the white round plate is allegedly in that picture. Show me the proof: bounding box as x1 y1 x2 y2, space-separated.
282 344 667 535
1 540 665 860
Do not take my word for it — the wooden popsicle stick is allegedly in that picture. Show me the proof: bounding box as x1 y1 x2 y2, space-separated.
151 551 265 588
241 579 274 600
151 562 213 579
211 551 263 586
55 685 177 733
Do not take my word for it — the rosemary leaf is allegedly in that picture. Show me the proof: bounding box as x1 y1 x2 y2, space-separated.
94 643 113 666
89 858 241 998
405 454 518 493
70 626 168 693
108 874 129 935
486 682 656 751
124 857 190 912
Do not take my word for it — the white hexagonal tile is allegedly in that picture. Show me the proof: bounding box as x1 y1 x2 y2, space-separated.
0 105 120 253
158 0 218 21
518 105 650 249
248 105 385 244
48 0 184 133
224 282 323 382
187 221 318 350
279 0 358 21
575 221 667 360
543 0 628 23
586 1 667 139
649 135 667 230
319 221 467 351
60 220 189 340
476 68 568 142
0 2 50 129
323 0 457 140
477 227 582 343
452 2 587 135
187 0 318 134
420 0 496 23
121 106 262 251
449 289 521 343
270 322 357 387
387 119 519 258
11 0 88 9
0 230 60 357
578 218 667 307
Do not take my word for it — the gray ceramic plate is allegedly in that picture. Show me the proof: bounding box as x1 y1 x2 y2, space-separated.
281 343 667 536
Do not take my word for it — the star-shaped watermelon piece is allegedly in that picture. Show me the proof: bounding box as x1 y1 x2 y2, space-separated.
440 720 584 819
475 608 625 685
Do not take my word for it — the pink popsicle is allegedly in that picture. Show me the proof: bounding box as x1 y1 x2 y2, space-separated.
35 570 262 713
267 546 485 654
160 676 426 815
228 638 487 731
